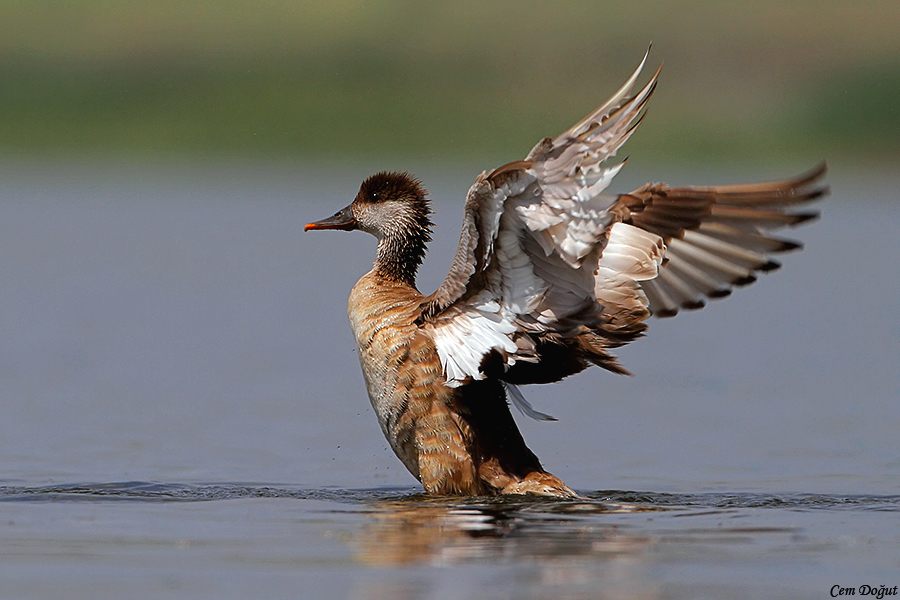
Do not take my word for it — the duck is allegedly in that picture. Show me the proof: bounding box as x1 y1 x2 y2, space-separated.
304 50 827 497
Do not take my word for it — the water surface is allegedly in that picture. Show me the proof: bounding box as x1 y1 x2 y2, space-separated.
1 160 898 598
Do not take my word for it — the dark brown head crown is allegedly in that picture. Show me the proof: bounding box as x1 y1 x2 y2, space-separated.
358 171 423 203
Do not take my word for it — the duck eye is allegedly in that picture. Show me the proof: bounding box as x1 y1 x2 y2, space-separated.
369 191 379 201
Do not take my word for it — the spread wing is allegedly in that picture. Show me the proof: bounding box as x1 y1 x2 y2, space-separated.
417 50 825 391
418 50 661 386
617 164 826 316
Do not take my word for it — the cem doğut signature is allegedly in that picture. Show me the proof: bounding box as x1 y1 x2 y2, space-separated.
832 585 898 599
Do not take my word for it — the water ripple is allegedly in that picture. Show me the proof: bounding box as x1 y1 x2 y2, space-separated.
0 481 898 512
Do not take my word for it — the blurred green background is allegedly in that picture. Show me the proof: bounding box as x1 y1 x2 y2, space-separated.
1 0 897 165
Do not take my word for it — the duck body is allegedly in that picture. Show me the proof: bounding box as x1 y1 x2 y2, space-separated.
346 224 574 496
306 51 826 497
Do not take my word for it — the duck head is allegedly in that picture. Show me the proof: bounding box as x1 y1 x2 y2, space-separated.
305 171 434 285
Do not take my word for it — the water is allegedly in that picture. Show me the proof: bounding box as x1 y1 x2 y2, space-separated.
1 159 898 598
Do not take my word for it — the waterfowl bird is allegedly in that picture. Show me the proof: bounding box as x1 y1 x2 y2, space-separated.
305 51 826 497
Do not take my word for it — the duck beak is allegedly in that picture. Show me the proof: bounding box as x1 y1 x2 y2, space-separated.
304 204 357 231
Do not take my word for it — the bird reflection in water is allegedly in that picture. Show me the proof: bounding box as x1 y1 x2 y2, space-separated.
351 497 665 599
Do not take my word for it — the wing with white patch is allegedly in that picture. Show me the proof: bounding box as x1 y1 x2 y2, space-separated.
417 48 825 390
419 51 662 386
